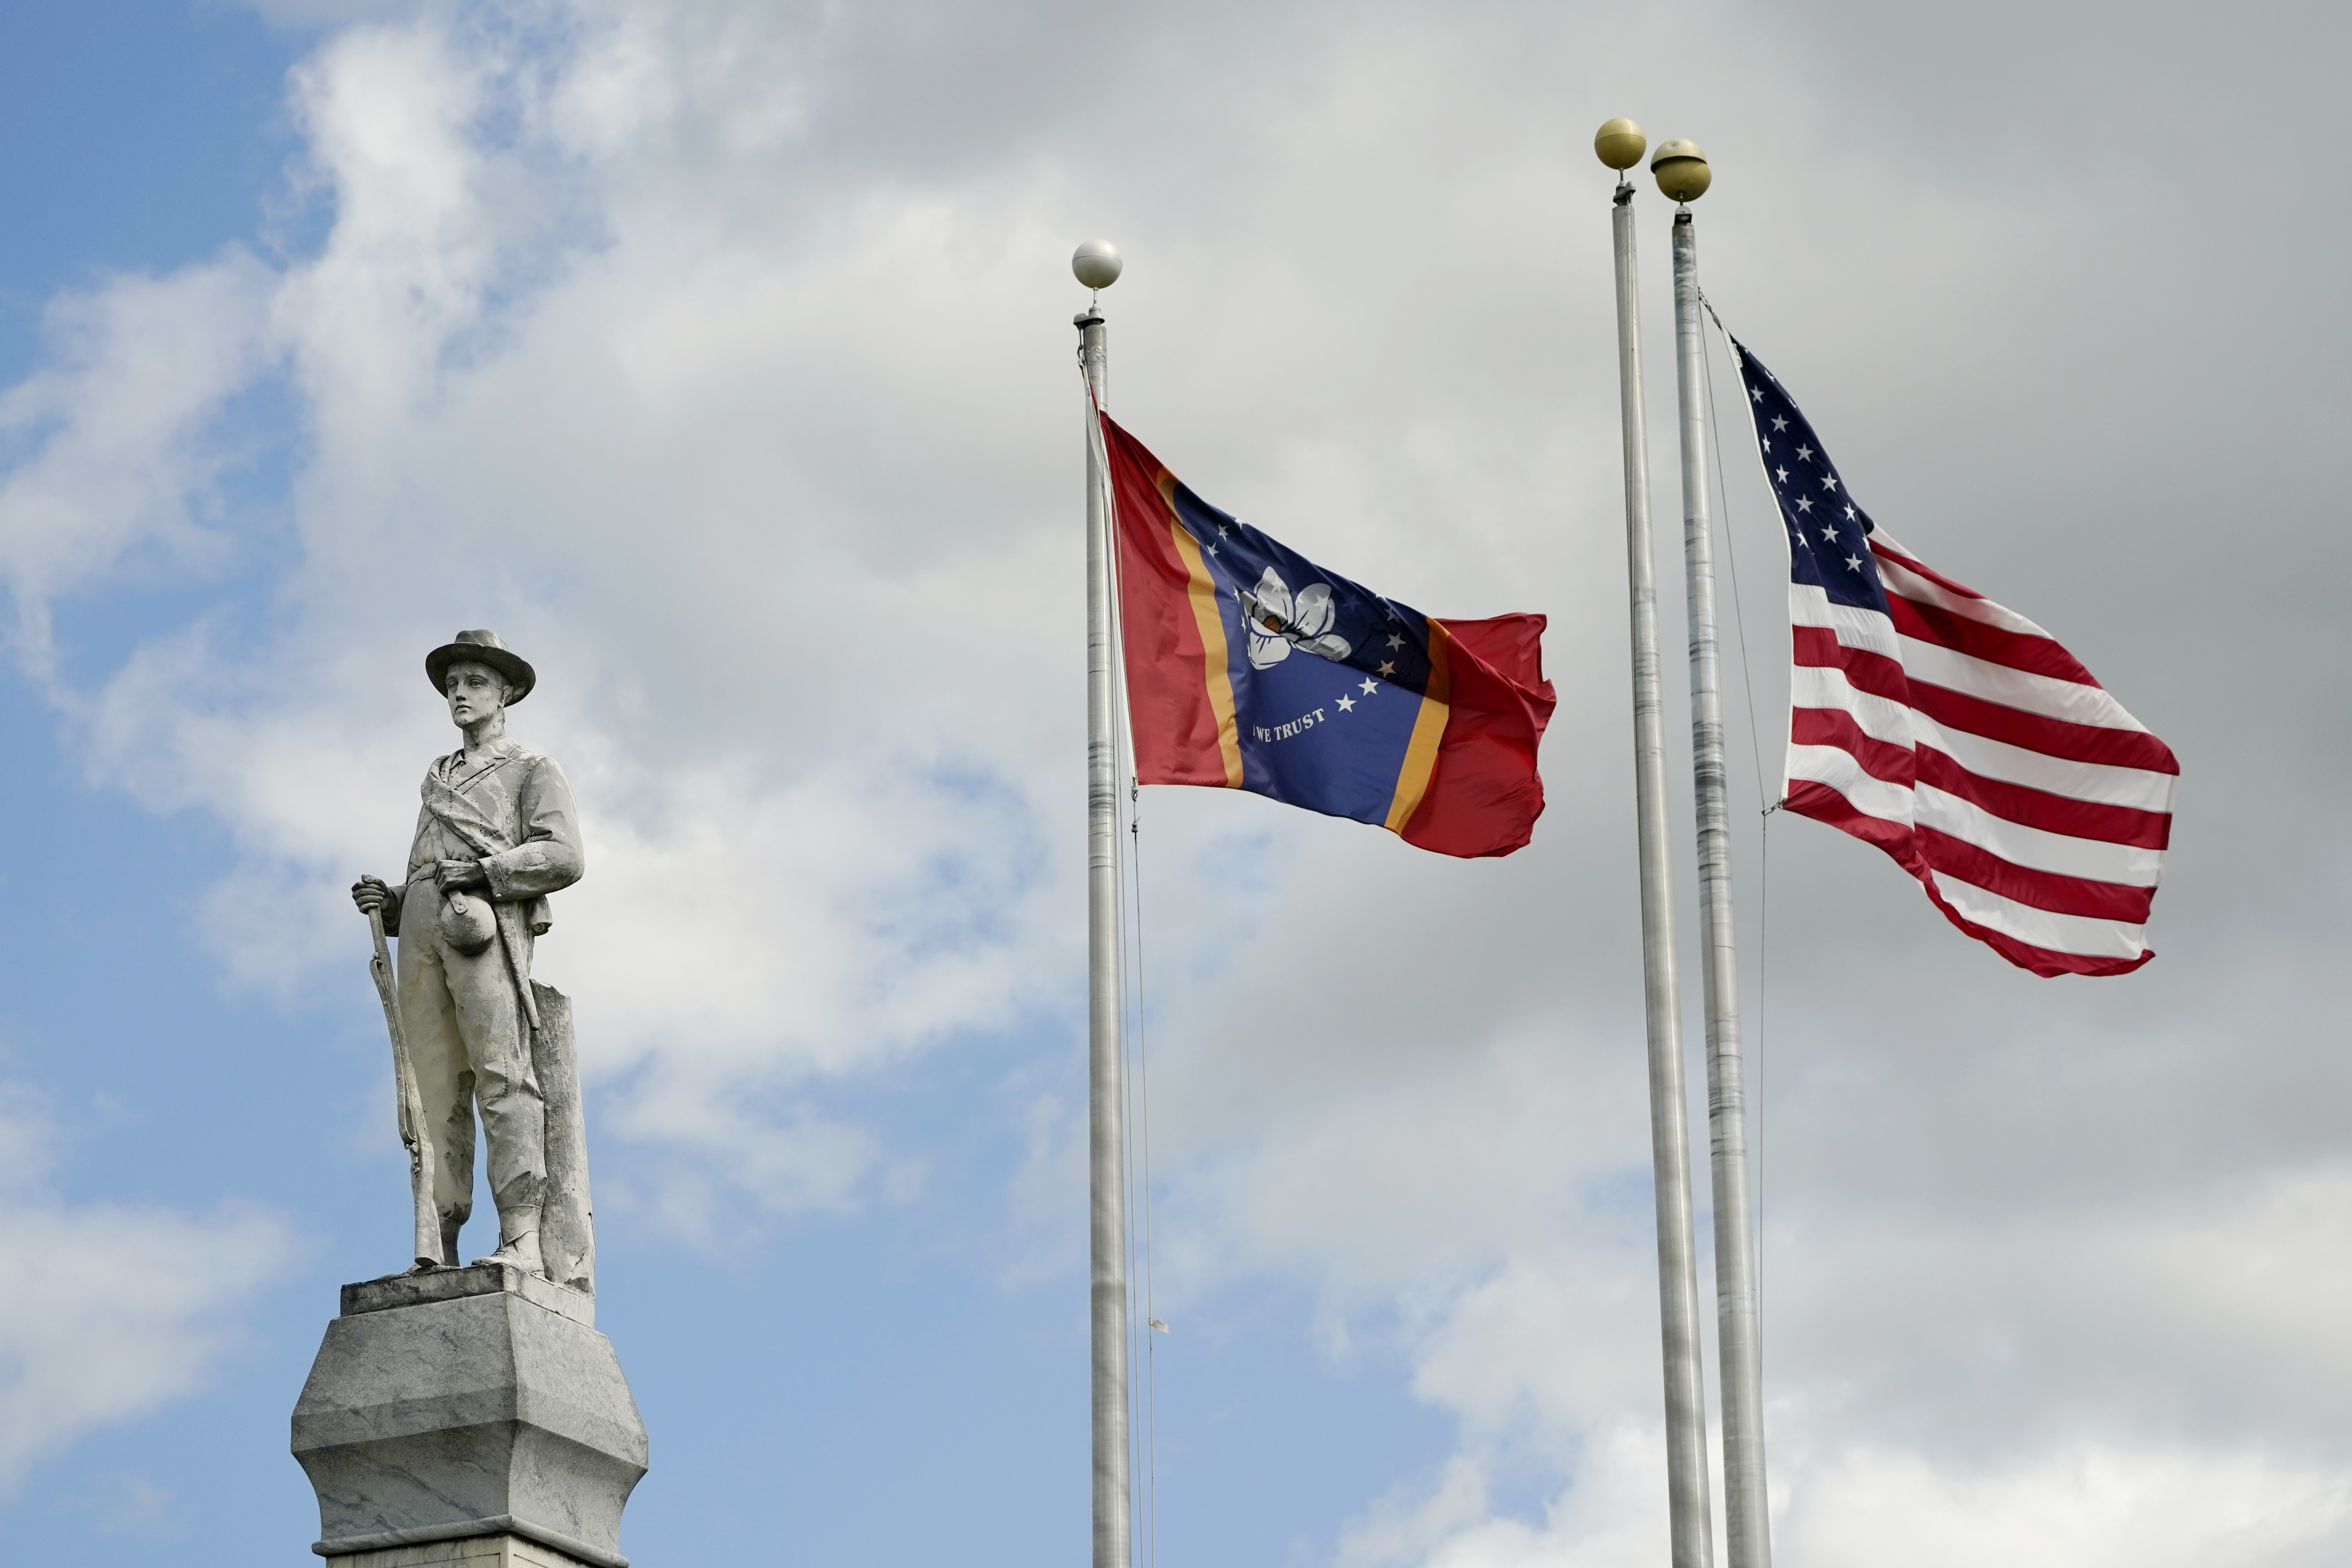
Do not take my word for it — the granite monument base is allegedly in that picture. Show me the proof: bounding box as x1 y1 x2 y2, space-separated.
325 1534 598 1568
294 1262 648 1568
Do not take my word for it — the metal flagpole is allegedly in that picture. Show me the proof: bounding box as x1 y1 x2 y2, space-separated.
1595 118 1715 1568
1655 141 1772 1568
1073 239 1131 1568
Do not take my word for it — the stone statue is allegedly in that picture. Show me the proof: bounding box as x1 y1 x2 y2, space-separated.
350 629 587 1283
299 629 642 1568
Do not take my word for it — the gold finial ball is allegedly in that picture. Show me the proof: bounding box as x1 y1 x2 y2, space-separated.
1593 118 1646 171
1650 139 1711 202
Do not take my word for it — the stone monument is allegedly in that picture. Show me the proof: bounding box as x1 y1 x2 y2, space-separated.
294 631 648 1568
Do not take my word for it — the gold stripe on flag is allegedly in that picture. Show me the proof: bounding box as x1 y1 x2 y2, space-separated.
1384 619 1453 831
1159 470 1243 788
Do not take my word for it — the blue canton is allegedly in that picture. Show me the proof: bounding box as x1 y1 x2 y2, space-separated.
1731 340 1889 616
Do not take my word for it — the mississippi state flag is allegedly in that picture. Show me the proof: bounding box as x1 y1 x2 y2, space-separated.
1732 339 2179 976
1100 415 1555 857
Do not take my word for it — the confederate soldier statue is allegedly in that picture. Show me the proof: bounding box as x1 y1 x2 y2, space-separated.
350 630 586 1281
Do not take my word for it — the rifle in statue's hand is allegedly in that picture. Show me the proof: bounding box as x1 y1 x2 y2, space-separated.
367 904 443 1270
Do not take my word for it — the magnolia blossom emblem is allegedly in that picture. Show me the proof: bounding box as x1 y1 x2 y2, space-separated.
1238 568 1352 670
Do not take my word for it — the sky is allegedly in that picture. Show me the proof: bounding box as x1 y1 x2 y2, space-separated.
0 0 2346 1564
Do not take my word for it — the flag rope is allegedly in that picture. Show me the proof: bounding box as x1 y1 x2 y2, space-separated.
1699 293 1775 1328
1697 292 1774 814
1123 772 1161 1568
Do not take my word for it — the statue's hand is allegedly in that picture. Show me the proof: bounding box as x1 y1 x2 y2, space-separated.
352 875 395 916
436 858 489 893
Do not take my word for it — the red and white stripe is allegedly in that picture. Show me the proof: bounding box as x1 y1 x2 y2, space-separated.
1784 532 2178 976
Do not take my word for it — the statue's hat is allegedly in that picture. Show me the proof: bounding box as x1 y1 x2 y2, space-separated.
426 629 536 704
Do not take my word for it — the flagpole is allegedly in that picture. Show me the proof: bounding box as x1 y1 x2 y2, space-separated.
1596 118 1716 1568
1656 142 1772 1568
1073 240 1132 1568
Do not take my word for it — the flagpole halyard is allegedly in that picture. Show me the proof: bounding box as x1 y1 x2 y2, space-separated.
1075 239 1133 1568
1660 146 1774 1568
1598 116 1718 1568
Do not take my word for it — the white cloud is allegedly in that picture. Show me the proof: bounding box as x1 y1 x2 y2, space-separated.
0 256 273 677
1780 1443 2352 1568
1339 1432 1679 1568
0 1086 287 1488
31 6 1078 1233
1340 1433 2352 1568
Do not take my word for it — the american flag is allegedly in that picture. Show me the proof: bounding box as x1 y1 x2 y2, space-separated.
1730 338 2178 977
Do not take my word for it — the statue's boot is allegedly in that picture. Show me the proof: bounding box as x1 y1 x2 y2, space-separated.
472 1209 546 1279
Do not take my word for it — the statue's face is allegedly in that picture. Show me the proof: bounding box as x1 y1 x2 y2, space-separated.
444 661 510 729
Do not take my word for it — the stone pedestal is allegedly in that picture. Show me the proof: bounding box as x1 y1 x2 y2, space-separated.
294 1262 649 1568
323 1535 599 1568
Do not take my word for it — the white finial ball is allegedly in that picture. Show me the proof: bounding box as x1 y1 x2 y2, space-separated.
1072 239 1123 290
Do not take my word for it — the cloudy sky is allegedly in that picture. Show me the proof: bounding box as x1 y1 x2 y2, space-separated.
0 0 2345 1563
